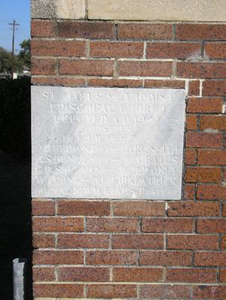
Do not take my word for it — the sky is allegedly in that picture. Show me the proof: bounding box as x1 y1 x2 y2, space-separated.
0 0 30 53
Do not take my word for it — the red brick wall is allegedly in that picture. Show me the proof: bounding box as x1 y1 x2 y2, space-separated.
31 20 226 299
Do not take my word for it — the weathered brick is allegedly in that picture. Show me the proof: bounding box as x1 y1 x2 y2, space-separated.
193 286 226 299
57 234 109 249
88 78 142 87
31 40 86 57
59 21 115 39
86 217 138 233
87 284 137 298
205 42 226 59
113 267 163 282
176 24 226 41
168 201 220 217
198 150 226 165
167 235 218 250
200 115 226 130
144 79 185 89
185 149 196 165
33 267 55 282
59 59 114 76
33 250 83 265
197 185 226 200
58 267 109 282
184 184 196 200
86 250 137 265
33 233 55 249
32 199 55 216
113 201 165 217
203 80 226 96
186 115 197 130
90 41 144 58
58 200 110 216
118 23 172 40
31 58 56 75
186 132 222 148
221 236 226 250
32 217 84 232
33 284 84 298
32 77 86 86
140 285 191 299
223 204 226 216
187 98 223 113
147 42 201 59
195 252 226 267
112 234 163 249
188 80 200 96
185 167 221 183
142 218 193 233
197 219 226 233
140 251 192 266
177 62 226 79
166 268 217 283
31 20 56 37
118 61 172 77
220 269 226 283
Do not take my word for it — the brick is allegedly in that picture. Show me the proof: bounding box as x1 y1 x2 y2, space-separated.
220 269 226 282
118 61 172 77
90 41 143 58
32 199 55 216
59 59 114 76
186 115 197 130
195 252 226 267
198 150 226 165
59 21 115 39
176 24 226 41
193 286 226 299
144 80 185 89
203 80 226 96
118 23 172 40
221 236 226 250
33 250 83 265
185 167 221 183
177 62 226 79
58 267 109 282
87 284 137 298
184 184 195 200
223 204 226 216
112 234 163 249
88 78 142 87
86 217 138 233
113 201 165 217
31 40 86 57
168 201 220 217
32 217 84 232
147 42 201 59
33 267 55 282
31 20 56 37
142 218 193 233
33 233 55 248
113 267 163 282
57 234 109 249
58 200 110 216
31 58 56 75
188 80 200 96
200 115 226 130
197 219 226 233
185 149 196 165
205 42 226 59
33 284 84 298
140 251 192 266
86 250 137 265
187 97 223 113
32 77 86 86
167 235 218 250
140 285 191 299
166 268 217 283
186 132 222 148
197 185 226 200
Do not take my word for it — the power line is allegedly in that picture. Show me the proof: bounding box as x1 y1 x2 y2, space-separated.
9 20 20 78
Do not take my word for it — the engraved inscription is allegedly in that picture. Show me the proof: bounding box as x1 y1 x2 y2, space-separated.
32 87 186 199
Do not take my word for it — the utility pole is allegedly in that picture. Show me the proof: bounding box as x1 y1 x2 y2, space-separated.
9 20 20 78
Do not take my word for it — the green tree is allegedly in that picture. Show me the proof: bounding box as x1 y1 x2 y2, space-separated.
0 47 11 73
18 39 30 69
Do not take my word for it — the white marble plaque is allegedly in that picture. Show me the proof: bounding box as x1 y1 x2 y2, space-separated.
32 87 186 199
